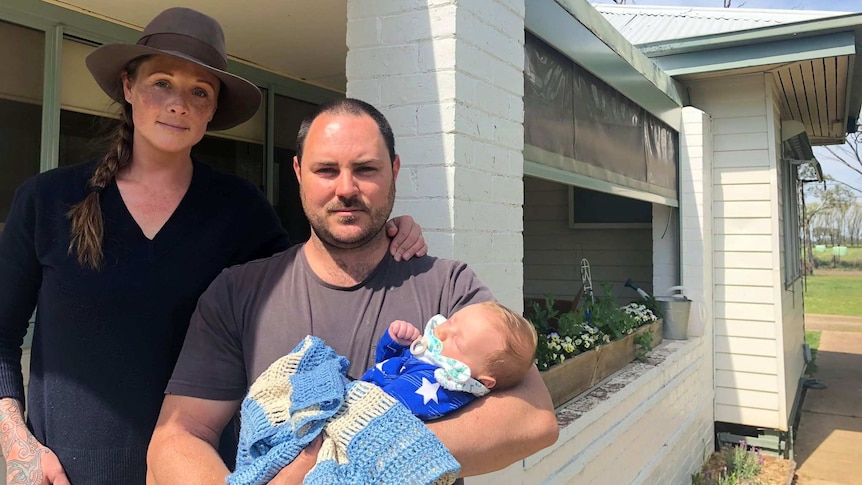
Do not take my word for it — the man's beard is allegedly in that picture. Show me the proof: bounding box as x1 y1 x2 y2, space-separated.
303 183 395 250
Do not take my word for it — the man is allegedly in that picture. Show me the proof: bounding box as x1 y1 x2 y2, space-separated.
147 99 558 484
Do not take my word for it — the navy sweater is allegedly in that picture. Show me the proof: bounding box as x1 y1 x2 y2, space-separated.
0 160 290 484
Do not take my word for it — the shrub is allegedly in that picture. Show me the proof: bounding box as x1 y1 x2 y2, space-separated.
690 442 764 485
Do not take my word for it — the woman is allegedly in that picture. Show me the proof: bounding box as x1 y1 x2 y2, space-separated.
0 8 425 485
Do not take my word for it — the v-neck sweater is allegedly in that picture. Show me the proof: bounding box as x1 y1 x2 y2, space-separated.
0 160 290 484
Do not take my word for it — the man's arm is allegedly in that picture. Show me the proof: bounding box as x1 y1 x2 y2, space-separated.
146 395 240 485
425 365 558 476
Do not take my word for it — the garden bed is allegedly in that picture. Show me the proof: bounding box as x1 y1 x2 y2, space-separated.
540 319 662 408
694 446 796 485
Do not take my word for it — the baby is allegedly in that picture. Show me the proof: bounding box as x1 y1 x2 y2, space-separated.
360 301 538 420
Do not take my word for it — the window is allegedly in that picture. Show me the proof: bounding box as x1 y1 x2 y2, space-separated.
0 20 44 346
194 88 267 189
782 162 802 285
273 94 319 244
58 37 114 166
0 21 43 233
568 186 652 229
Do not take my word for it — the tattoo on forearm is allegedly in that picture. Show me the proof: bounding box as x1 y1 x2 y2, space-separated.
0 399 46 484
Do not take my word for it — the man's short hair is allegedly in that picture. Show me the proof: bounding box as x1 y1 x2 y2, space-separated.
295 98 396 165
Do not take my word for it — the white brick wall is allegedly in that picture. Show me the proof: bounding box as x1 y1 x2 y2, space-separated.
346 0 525 310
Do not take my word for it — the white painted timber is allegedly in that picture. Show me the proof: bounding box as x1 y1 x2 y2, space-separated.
715 285 776 303
716 404 782 429
716 388 779 411
715 353 778 375
715 319 777 339
715 335 778 357
716 369 780 393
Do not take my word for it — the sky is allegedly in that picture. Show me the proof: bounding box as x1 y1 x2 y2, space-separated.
591 0 862 190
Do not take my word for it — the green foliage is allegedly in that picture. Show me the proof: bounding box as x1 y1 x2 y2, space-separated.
585 283 636 340
634 331 653 362
529 296 559 371
804 273 862 316
639 294 663 319
726 443 762 478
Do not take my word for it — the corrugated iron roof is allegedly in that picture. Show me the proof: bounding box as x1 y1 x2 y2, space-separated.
592 4 848 45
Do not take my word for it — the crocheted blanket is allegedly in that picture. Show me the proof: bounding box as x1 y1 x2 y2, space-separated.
227 336 460 485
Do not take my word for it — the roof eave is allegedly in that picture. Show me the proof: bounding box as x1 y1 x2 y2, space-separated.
639 15 862 136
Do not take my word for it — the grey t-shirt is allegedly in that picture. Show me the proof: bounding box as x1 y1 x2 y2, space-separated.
166 245 493 401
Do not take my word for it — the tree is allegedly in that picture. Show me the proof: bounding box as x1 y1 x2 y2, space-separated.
847 202 862 246
821 129 862 196
803 176 856 272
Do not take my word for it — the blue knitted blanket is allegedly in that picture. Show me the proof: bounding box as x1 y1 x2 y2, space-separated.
227 336 460 485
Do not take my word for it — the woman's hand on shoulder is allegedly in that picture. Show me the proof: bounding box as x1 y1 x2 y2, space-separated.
386 216 427 262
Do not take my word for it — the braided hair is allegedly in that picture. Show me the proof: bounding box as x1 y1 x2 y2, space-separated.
67 59 143 270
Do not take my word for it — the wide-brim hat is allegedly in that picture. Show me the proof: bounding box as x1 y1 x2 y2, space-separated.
86 7 261 131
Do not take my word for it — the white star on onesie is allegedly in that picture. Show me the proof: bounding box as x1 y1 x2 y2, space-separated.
415 377 441 404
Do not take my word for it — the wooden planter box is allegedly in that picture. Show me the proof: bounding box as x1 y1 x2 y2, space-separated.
541 319 663 408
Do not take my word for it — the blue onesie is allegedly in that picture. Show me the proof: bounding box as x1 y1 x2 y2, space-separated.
360 315 489 421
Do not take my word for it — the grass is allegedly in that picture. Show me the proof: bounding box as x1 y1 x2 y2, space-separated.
805 330 821 375
812 245 862 269
804 273 862 316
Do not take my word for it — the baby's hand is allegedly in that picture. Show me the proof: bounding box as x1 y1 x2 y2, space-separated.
389 320 422 346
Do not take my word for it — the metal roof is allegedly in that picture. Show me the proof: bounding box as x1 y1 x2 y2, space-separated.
590 4 862 143
592 4 848 45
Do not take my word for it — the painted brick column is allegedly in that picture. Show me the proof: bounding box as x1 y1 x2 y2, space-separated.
346 0 526 309
653 108 714 341
679 107 713 340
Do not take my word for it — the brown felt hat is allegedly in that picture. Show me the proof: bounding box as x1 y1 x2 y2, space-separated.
86 7 261 131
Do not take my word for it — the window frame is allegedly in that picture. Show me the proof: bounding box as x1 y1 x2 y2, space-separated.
782 162 803 287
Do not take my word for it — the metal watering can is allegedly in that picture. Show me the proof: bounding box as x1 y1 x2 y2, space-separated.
655 286 691 340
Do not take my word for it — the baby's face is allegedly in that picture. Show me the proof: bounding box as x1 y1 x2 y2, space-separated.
433 305 506 380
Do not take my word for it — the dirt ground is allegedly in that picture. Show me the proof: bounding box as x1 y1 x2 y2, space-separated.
812 269 862 276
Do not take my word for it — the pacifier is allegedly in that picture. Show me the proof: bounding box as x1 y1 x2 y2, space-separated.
410 314 447 358
410 314 490 397
410 337 430 355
